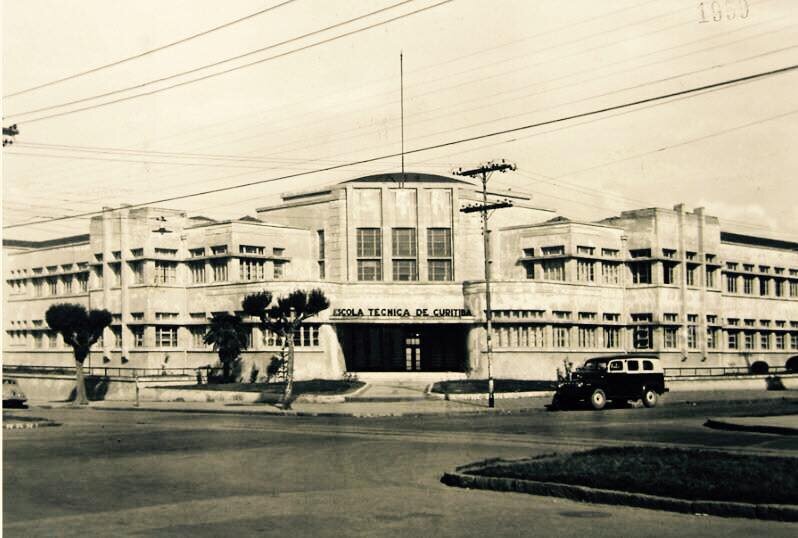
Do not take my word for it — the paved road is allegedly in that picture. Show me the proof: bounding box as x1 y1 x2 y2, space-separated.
4 398 798 537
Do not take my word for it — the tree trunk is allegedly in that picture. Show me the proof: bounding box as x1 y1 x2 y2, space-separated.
74 357 89 406
222 359 231 383
282 335 296 409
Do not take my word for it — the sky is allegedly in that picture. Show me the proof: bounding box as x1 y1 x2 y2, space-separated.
2 0 797 241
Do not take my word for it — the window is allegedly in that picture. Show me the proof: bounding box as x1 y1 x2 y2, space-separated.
744 332 754 350
775 333 785 350
211 245 228 255
760 332 770 350
687 325 697 349
392 228 417 281
212 260 228 282
663 327 678 349
62 275 73 294
728 331 738 349
727 274 737 293
791 333 798 350
609 361 623 371
132 327 145 348
155 248 177 257
47 277 58 295
33 333 43 349
155 326 178 347
627 360 639 372
775 279 784 297
130 261 144 284
189 248 205 257
239 245 264 255
112 327 122 348
602 248 619 257
273 247 285 257
686 266 696 286
273 262 284 280
189 262 206 284
643 360 654 371
577 246 595 256
427 228 453 281
577 260 594 282
707 328 718 349
191 327 207 348
706 267 716 288
553 311 571 320
759 277 769 296
542 260 565 281
77 273 89 292
357 228 382 281
578 326 596 348
109 265 121 286
428 260 452 282
155 261 176 284
291 324 321 347
791 280 798 297
662 249 676 259
317 230 326 280
542 245 565 256
155 312 178 320
553 326 570 348
48 331 59 348
604 327 620 348
630 262 652 284
743 275 754 295
631 314 652 349
630 249 651 258
239 259 265 281
663 262 676 285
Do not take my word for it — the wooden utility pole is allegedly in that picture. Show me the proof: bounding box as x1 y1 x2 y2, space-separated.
455 160 516 407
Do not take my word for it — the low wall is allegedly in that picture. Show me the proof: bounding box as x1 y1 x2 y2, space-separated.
6 373 194 402
667 374 798 392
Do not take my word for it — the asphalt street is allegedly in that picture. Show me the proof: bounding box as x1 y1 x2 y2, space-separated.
4 397 798 537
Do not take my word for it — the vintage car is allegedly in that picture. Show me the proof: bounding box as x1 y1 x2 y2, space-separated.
3 378 28 408
552 355 668 410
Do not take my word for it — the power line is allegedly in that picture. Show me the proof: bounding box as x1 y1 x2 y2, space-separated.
3 1 300 99
5 63 796 231
5 0 447 123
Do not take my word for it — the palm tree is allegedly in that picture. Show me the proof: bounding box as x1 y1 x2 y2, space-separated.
45 303 112 405
203 312 250 382
242 289 329 409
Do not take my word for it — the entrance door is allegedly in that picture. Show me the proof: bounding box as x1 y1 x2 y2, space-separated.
404 331 421 371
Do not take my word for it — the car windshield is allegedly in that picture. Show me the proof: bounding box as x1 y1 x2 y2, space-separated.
580 359 608 371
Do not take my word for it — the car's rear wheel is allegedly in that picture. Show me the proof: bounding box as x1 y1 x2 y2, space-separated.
590 389 606 410
550 393 562 411
642 388 658 408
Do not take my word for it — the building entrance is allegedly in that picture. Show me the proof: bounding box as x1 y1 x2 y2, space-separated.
338 324 466 372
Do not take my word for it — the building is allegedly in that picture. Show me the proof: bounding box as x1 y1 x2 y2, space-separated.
4 172 798 380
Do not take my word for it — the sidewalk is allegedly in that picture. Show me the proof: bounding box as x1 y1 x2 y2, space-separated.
705 414 798 435
27 389 798 418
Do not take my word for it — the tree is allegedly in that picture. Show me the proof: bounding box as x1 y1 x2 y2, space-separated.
242 289 329 409
45 303 112 405
203 312 250 382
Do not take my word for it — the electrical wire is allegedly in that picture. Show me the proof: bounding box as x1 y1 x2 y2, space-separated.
2 1 300 99
4 63 796 230
4 0 444 123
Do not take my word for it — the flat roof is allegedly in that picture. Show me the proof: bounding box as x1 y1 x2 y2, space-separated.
720 231 798 252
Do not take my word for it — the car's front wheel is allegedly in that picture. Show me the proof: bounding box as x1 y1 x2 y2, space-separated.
590 389 606 410
642 388 658 408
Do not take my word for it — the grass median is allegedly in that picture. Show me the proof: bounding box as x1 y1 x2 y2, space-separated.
431 379 555 394
162 379 365 395
466 446 798 505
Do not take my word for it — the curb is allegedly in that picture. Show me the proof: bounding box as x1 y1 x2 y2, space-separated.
3 420 60 430
704 418 798 436
427 390 555 401
440 471 798 522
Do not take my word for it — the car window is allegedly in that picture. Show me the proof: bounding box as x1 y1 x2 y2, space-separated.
609 361 623 372
643 360 654 371
627 360 639 371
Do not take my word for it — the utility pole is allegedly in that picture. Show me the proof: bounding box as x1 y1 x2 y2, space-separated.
455 160 516 407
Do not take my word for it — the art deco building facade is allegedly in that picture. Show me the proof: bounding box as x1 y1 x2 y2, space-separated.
4 173 798 379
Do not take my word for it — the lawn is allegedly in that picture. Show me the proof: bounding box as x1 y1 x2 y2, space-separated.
466 446 798 505
164 379 365 395
431 379 555 394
